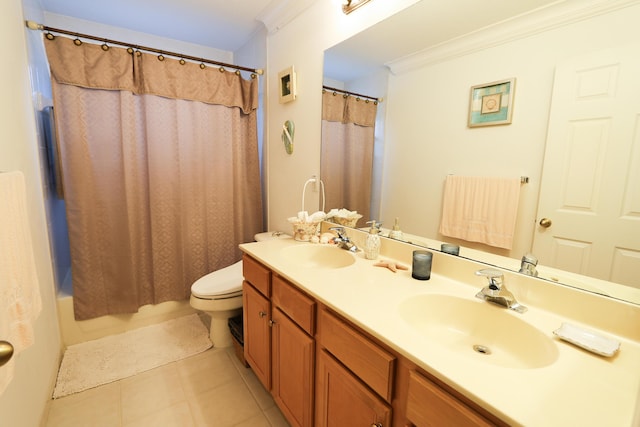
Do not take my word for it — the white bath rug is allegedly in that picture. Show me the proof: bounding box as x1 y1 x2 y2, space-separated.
52 313 212 398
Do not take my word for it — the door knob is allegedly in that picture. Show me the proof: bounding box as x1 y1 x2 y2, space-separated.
539 218 552 228
0 341 14 367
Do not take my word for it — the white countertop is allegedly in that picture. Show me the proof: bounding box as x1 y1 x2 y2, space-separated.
240 237 640 427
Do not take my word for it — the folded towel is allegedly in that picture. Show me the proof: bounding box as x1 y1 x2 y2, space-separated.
438 176 521 250
0 171 42 395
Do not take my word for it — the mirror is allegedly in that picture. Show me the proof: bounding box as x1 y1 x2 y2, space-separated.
322 0 640 304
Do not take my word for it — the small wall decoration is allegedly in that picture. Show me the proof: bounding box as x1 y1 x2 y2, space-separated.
468 78 515 127
278 66 297 104
282 120 295 154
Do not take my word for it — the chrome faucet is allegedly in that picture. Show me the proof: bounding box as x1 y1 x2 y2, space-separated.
518 253 539 277
329 227 359 252
475 268 527 313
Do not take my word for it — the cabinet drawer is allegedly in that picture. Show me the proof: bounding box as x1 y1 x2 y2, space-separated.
406 370 493 427
318 309 395 402
272 275 316 335
243 254 271 296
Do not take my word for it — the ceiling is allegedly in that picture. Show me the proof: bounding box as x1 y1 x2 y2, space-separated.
39 0 565 67
324 0 565 82
39 0 275 51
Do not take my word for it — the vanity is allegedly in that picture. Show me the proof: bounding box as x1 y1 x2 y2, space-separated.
240 226 640 427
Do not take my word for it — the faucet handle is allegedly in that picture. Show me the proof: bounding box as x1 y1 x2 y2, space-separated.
329 226 347 239
475 268 504 290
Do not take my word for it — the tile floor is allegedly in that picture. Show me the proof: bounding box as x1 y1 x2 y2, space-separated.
43 346 290 427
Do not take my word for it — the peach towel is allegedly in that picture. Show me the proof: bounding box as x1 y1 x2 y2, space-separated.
0 171 42 395
438 176 521 250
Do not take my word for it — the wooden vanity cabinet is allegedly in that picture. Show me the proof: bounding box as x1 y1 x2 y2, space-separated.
271 275 316 427
243 254 508 427
242 254 316 427
403 365 509 427
316 349 392 427
242 255 272 390
316 308 395 427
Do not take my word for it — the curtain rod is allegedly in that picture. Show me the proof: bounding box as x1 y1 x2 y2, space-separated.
322 85 382 103
25 20 264 76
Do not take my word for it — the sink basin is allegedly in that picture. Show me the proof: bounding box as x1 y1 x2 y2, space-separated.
280 245 356 269
399 294 558 369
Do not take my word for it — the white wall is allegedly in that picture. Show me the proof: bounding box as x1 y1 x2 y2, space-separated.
381 2 640 258
0 0 61 425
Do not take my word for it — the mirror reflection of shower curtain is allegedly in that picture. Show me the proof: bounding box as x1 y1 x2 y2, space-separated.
321 92 377 227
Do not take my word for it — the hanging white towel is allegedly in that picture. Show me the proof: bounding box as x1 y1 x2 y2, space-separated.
438 176 521 250
0 171 42 395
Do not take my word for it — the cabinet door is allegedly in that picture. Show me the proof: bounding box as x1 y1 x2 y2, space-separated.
316 349 391 427
243 282 271 390
272 308 315 427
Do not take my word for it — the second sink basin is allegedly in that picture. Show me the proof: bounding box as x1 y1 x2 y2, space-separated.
399 294 558 369
280 244 356 269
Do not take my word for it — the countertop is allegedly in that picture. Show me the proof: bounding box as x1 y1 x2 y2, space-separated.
239 237 640 426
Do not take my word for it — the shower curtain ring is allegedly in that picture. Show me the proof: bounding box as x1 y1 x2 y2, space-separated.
45 32 55 40
101 43 109 51
73 38 82 46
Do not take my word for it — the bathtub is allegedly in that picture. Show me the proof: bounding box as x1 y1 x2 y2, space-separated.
56 278 197 346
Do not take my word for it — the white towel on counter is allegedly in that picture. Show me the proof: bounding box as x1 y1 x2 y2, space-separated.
0 171 42 395
438 175 521 250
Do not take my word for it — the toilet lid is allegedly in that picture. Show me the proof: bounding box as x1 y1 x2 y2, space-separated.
191 260 243 298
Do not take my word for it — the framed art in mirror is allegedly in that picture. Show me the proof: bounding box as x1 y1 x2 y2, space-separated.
468 78 515 127
279 66 297 104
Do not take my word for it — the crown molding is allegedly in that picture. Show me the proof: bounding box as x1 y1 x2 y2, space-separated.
257 0 318 34
388 0 640 75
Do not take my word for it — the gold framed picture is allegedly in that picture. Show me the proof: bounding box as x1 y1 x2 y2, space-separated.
278 66 297 104
468 78 515 127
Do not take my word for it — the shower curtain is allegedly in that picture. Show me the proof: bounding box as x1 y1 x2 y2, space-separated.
321 90 378 226
45 36 263 320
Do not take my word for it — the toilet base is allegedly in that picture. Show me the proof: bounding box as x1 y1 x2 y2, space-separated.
208 308 242 348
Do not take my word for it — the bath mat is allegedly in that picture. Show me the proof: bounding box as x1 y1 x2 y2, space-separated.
52 313 212 398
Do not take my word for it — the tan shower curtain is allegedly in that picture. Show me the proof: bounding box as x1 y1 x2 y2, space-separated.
321 91 377 226
45 36 263 320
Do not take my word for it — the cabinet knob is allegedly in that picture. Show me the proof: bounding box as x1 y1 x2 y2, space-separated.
258 311 267 318
269 319 277 327
370 423 383 427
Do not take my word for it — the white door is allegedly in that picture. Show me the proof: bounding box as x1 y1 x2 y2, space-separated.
532 44 640 288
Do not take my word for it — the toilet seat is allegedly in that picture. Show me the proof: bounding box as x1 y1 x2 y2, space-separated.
190 260 243 300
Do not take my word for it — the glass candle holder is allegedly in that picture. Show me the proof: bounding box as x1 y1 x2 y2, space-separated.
412 250 432 280
441 243 460 256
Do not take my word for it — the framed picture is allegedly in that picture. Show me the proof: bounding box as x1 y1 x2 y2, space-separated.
468 78 515 127
278 66 297 104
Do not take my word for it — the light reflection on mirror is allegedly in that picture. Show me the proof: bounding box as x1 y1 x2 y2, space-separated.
321 0 640 305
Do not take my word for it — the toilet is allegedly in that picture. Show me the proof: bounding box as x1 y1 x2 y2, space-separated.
189 231 290 347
